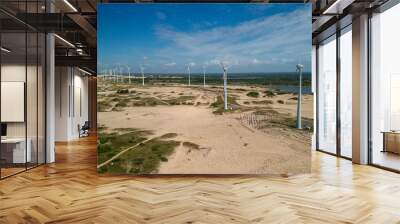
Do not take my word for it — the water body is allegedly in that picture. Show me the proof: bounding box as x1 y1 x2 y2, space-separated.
270 84 312 95
107 72 313 94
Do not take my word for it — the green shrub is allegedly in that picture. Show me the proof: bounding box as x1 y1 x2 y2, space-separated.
264 90 276 97
246 91 259 98
117 89 129 94
116 101 127 107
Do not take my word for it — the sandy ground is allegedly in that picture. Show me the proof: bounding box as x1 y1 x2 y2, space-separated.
100 84 313 118
99 83 312 174
98 83 312 174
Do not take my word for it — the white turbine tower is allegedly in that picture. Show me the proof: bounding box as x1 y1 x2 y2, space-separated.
187 64 191 86
125 65 131 84
112 69 116 82
296 63 304 129
114 65 121 83
119 65 124 83
219 61 229 110
140 65 145 86
140 57 148 86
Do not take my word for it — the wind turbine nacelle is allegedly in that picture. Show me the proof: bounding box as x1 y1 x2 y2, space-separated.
296 64 304 70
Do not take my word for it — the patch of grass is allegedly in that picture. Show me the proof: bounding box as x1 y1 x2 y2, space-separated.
250 109 313 132
210 95 238 114
277 100 285 104
246 91 259 98
117 89 129 94
276 91 289 95
111 107 124 112
159 133 178 139
263 90 276 97
210 95 239 115
182 142 200 150
132 101 146 106
103 139 180 174
234 88 247 92
131 97 165 107
97 129 152 164
98 100 112 112
115 101 127 107
165 95 195 105
252 100 274 105
212 108 224 115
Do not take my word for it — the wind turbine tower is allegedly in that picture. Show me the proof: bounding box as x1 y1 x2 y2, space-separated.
140 65 145 86
296 63 304 129
126 65 131 84
119 65 123 83
112 69 116 82
219 62 229 110
119 66 122 83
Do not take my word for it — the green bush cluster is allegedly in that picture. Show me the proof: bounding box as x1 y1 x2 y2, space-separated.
246 91 259 98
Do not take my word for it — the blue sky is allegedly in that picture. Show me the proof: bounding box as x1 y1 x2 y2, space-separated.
98 4 311 74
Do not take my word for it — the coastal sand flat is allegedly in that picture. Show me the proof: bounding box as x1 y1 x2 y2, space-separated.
98 104 311 174
116 85 313 119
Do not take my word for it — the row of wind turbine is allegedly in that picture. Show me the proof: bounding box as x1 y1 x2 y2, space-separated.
102 61 304 122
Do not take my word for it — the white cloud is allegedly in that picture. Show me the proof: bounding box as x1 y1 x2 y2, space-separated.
153 7 311 71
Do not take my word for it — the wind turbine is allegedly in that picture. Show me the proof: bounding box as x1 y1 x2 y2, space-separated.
296 63 304 129
112 69 116 82
114 65 121 83
119 64 124 83
140 57 148 86
219 61 229 110
140 65 145 86
125 65 131 84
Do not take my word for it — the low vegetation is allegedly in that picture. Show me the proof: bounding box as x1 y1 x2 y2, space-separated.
97 128 152 165
160 133 178 139
98 129 181 174
263 90 276 97
117 89 129 94
98 100 113 112
164 95 196 105
246 91 259 98
99 137 180 174
210 95 239 115
182 142 200 150
252 100 274 105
